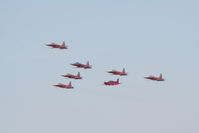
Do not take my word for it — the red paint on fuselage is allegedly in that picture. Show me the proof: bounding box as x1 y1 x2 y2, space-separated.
144 74 165 81
53 82 74 89
62 72 82 79
46 41 67 49
104 78 120 86
71 61 92 69
107 68 127 76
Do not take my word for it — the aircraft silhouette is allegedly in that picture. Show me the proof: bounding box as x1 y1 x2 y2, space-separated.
104 78 120 86
144 73 165 81
62 72 82 79
46 41 67 49
70 61 92 69
53 82 74 89
107 68 127 76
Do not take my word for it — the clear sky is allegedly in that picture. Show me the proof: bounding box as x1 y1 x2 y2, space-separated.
1 0 199 133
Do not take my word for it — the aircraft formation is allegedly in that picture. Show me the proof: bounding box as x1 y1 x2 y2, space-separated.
46 41 165 89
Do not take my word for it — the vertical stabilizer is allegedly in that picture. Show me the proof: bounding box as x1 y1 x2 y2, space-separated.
62 41 65 46
77 72 80 77
69 81 72 86
160 73 162 79
86 61 89 66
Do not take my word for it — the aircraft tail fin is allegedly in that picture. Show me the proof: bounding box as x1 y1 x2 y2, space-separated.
77 72 80 77
122 68 126 73
62 41 66 46
160 73 162 79
86 61 89 66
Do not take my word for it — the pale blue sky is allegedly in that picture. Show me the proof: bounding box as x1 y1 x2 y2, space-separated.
1 0 199 133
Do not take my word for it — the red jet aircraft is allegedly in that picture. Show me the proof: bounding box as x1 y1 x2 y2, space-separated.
107 68 127 76
104 78 120 86
62 72 82 79
46 41 67 49
53 82 74 89
70 61 92 69
144 73 165 81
